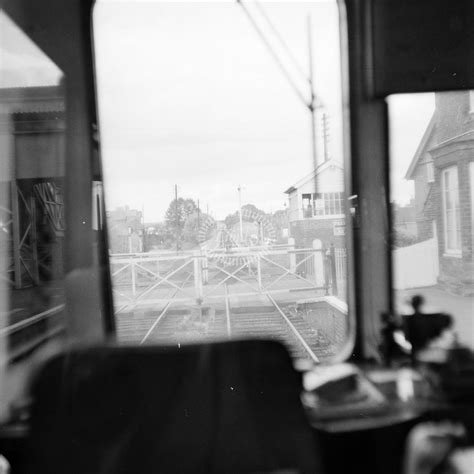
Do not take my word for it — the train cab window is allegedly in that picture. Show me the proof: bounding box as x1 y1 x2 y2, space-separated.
0 11 66 421
388 92 474 350
93 0 353 363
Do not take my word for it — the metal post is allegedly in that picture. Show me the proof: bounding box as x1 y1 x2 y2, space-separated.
288 237 296 274
256 254 262 290
30 195 39 285
202 250 209 285
11 181 21 289
194 252 203 302
324 248 330 295
313 239 324 287
224 283 231 339
330 243 338 296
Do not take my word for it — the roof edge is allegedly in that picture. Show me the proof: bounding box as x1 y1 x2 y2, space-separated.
405 114 436 180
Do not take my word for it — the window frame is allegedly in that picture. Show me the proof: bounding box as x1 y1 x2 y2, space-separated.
313 192 345 218
469 90 474 114
470 161 474 242
441 165 462 256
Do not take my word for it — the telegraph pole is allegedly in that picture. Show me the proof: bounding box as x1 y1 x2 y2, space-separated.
307 14 318 172
322 112 330 162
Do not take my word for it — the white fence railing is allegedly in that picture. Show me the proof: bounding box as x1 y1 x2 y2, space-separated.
110 242 347 310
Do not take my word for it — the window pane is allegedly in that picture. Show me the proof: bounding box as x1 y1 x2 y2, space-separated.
0 11 66 421
94 0 350 363
388 91 474 352
442 167 461 252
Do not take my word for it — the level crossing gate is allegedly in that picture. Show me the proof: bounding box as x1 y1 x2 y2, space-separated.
109 241 344 312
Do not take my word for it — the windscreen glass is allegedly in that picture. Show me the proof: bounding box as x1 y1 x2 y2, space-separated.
388 92 473 350
94 0 351 363
0 11 66 421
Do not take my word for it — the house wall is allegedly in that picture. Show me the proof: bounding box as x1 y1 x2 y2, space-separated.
413 130 438 241
432 149 474 295
409 92 474 295
435 91 474 142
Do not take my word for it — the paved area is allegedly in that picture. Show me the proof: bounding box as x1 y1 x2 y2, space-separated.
395 286 474 349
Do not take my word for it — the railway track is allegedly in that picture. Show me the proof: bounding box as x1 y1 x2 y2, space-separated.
115 279 332 362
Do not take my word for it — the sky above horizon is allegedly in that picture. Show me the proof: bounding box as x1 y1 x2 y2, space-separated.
93 0 434 222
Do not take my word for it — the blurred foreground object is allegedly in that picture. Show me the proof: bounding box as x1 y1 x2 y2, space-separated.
0 455 10 474
404 421 466 474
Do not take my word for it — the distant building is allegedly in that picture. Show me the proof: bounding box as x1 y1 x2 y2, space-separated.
284 159 345 249
405 91 474 295
107 206 143 254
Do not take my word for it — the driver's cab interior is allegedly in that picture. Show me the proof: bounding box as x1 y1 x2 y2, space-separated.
0 0 473 473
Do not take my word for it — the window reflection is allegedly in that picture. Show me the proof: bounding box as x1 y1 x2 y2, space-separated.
389 91 474 350
0 11 66 420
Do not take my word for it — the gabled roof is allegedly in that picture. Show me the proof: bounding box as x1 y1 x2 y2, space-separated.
405 114 436 180
284 159 344 194
429 129 474 152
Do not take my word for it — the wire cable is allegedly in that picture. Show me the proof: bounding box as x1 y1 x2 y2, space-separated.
236 0 310 110
254 0 311 86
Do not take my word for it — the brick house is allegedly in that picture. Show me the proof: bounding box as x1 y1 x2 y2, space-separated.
405 91 474 295
284 159 345 249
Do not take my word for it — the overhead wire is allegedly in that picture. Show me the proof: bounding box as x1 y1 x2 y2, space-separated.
253 0 311 87
236 0 310 110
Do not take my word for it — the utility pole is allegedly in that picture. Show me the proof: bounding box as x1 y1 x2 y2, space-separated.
238 185 243 243
307 13 318 172
322 112 330 162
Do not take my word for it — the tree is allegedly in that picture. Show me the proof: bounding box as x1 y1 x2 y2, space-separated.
182 210 215 246
164 198 197 248
165 198 196 232
224 203 265 229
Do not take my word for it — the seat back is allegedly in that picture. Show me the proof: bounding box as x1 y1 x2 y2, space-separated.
28 340 322 473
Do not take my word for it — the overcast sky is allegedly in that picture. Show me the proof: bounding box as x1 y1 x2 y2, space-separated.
93 0 433 222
